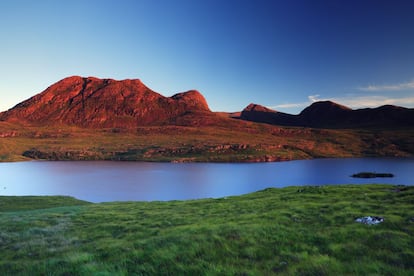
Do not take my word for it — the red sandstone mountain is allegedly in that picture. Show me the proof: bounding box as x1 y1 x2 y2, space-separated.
0 76 212 128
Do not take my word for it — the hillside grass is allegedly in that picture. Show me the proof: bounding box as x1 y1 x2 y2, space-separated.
0 184 413 275
1 121 413 162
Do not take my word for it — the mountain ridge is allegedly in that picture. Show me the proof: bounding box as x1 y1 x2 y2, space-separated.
241 101 414 128
1 76 414 129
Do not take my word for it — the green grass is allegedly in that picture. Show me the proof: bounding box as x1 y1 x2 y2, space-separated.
1 184 413 275
0 196 90 212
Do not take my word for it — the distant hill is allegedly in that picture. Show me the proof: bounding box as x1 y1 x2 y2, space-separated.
240 103 299 126
240 101 414 128
0 76 216 128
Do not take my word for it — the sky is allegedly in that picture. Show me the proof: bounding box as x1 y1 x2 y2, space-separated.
1 0 414 114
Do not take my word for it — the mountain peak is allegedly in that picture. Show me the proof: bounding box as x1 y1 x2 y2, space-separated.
300 101 351 115
171 90 210 112
240 103 298 126
243 103 276 113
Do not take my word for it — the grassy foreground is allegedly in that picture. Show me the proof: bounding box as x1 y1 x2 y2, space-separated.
0 185 413 275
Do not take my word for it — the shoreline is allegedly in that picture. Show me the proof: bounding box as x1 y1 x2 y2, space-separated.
0 183 411 204
2 153 413 164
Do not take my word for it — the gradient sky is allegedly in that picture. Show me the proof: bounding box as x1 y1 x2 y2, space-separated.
1 0 414 114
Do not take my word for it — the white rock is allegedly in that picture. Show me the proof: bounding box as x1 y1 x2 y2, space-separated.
355 216 384 225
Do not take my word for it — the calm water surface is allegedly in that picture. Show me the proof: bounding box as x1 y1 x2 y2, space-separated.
1 158 413 202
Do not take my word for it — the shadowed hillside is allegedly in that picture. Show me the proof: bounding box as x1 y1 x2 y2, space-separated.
240 103 299 126
240 101 414 128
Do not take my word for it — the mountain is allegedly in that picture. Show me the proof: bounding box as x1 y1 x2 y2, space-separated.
0 76 213 128
2 76 413 129
298 101 352 127
240 104 299 126
351 105 414 127
240 101 414 128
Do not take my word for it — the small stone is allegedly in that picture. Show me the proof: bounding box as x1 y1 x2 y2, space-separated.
355 216 384 225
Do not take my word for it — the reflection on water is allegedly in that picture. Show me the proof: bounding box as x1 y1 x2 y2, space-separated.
1 158 413 202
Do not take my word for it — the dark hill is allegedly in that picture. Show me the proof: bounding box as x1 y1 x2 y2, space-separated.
298 101 353 127
351 105 414 127
0 76 214 128
240 101 414 128
240 104 299 126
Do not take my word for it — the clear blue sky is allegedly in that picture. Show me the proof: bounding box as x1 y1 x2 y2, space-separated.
1 0 414 114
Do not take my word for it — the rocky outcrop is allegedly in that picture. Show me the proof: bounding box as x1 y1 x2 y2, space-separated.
0 131 17 138
0 76 212 128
